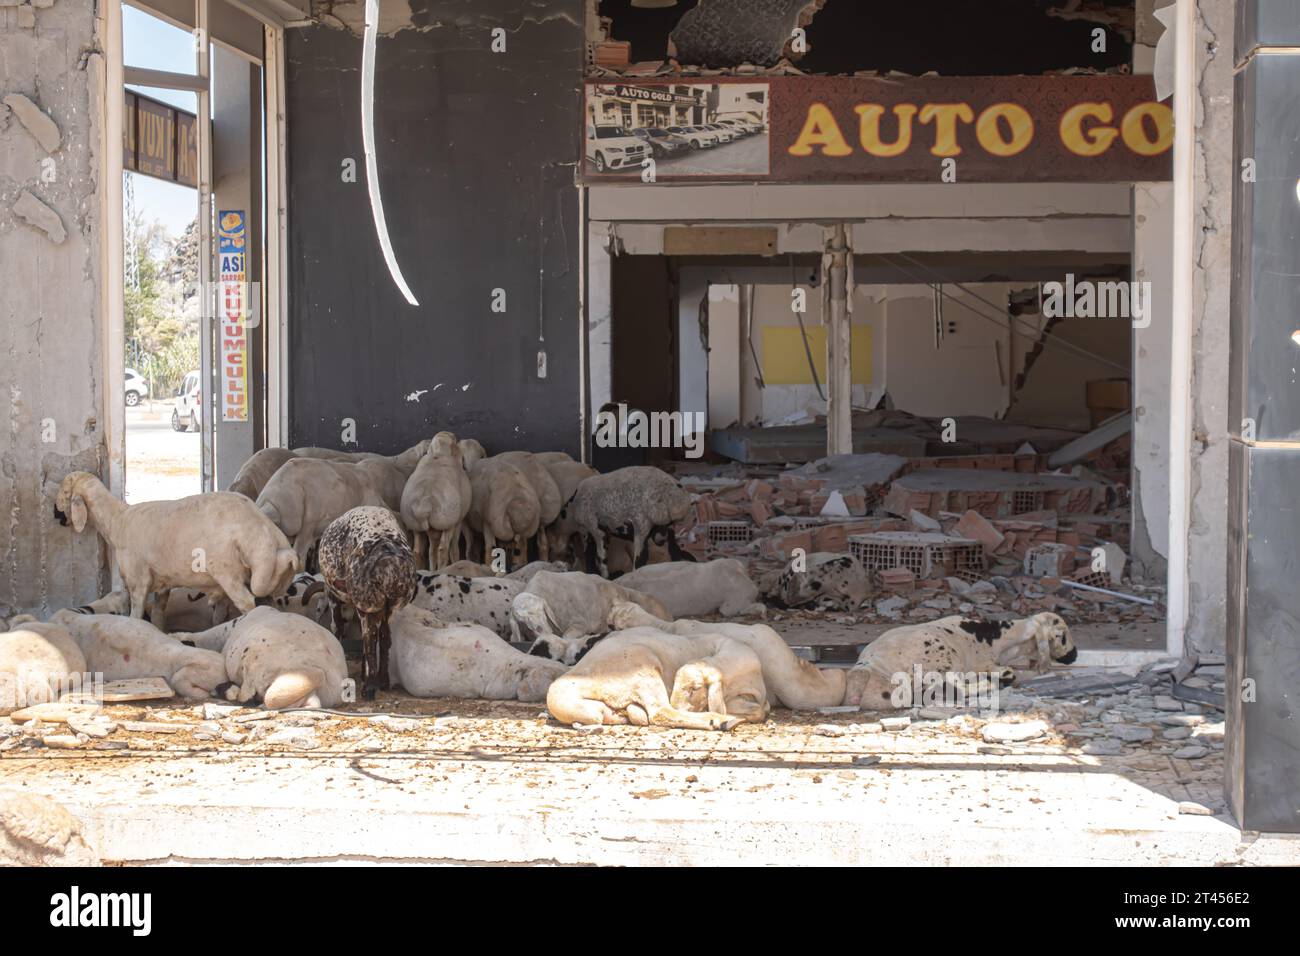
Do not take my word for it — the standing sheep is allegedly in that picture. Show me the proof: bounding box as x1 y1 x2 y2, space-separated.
256 440 429 568
54 472 299 619
465 458 541 569
569 466 692 577
317 507 417 699
542 458 598 561
491 451 563 560
400 431 472 569
227 447 296 499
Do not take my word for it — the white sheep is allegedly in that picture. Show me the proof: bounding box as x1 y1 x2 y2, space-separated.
607 602 847 710
509 570 672 663
464 457 541 568
616 558 764 618
545 625 763 731
491 451 563 560
214 606 349 709
568 466 692 577
54 471 299 619
227 447 296 499
0 620 86 716
256 440 429 567
400 431 472 569
388 606 566 702
49 610 228 699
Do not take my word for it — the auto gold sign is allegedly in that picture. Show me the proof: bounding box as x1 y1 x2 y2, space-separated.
582 75 1171 183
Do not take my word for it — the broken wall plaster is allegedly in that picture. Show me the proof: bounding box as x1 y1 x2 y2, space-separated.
668 0 824 69
312 0 582 38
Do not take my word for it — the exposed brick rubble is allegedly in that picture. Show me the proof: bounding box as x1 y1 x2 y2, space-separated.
672 425 1158 630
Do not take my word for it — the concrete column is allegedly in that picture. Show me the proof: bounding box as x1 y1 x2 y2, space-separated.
211 47 262 489
824 223 852 455
0 1 111 614
586 227 613 419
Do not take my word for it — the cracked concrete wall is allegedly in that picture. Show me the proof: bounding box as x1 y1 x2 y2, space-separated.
0 0 110 616
1184 0 1234 655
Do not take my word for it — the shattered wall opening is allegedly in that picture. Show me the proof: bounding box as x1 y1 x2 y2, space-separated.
595 0 1135 74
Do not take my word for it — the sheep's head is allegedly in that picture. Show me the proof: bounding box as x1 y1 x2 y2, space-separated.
1033 612 1077 664
430 431 460 461
459 438 487 468
53 472 95 533
608 600 658 631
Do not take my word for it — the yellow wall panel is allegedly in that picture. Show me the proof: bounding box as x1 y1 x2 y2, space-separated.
761 325 872 385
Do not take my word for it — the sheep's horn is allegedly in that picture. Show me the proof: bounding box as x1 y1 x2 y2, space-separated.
301 580 326 605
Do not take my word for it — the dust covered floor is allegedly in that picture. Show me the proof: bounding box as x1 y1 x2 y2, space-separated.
3 657 1287 866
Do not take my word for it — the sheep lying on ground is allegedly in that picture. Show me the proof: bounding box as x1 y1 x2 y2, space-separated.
400 432 473 569
54 471 299 619
50 610 227 698
409 575 523 638
389 606 566 703
63 590 132 616
227 447 296 500
510 570 671 663
0 620 85 715
569 466 691 577
318 507 416 699
256 442 429 568
213 606 349 709
64 586 232 632
616 559 764 618
843 612 1078 710
768 552 871 610
465 457 540 568
608 602 845 710
440 560 493 578
545 625 765 730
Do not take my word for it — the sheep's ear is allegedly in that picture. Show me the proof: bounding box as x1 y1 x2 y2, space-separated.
70 496 88 532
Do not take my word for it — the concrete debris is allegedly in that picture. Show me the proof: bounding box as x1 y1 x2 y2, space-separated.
2 93 60 152
12 190 66 244
981 720 1049 743
668 0 825 69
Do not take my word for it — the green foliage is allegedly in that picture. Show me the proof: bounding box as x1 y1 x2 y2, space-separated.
124 207 199 398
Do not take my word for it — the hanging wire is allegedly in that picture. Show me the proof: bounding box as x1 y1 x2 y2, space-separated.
876 251 1132 375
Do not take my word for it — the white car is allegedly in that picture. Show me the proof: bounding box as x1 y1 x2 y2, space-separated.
124 368 149 407
586 125 650 173
171 369 201 432
667 125 719 149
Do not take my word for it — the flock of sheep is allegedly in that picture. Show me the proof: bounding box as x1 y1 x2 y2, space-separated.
0 434 1081 730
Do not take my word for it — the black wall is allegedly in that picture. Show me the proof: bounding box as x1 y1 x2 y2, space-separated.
286 3 584 455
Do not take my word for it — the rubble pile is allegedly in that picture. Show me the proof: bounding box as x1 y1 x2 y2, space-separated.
673 429 1156 628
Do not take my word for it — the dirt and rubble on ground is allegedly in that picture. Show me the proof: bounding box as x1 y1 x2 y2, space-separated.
0 655 1226 816
670 414 1154 634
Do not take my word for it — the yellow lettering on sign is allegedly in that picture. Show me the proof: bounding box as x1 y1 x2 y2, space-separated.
1120 102 1173 156
917 104 974 157
1059 102 1119 156
787 103 853 157
975 103 1034 156
853 104 917 158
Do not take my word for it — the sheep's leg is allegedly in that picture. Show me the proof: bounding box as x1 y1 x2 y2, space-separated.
630 525 647 571
411 531 426 570
292 534 313 572
377 614 392 693
593 531 610 578
360 616 379 700
127 580 150 619
514 535 527 570
536 529 549 562
484 528 498 570
449 523 461 563
151 588 172 630
435 530 451 569
329 599 347 640
210 570 257 615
